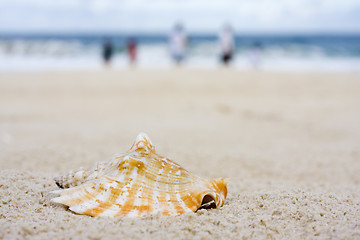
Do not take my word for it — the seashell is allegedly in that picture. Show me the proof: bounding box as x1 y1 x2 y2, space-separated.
51 133 228 217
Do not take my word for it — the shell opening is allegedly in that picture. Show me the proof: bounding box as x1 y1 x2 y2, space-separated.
198 194 217 210
55 182 64 189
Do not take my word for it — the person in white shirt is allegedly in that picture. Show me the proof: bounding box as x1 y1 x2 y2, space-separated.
169 23 187 65
219 24 235 66
249 41 263 69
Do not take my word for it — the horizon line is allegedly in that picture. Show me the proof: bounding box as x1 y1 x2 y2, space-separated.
1 30 360 36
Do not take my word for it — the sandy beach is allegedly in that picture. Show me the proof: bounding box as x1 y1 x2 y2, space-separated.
0 69 360 239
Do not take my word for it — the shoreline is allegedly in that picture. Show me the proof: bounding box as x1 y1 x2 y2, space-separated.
1 67 360 75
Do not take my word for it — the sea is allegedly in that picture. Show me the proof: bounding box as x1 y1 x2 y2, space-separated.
0 33 360 72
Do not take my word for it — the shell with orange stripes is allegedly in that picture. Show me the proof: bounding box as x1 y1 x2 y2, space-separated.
51 133 228 217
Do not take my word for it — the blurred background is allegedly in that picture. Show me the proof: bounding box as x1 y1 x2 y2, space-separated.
0 0 360 72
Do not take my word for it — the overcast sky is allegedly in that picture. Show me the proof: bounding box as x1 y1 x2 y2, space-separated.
1 0 360 34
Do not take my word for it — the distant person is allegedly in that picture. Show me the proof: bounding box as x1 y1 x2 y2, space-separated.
169 23 187 65
102 38 114 66
219 25 235 66
127 37 137 66
249 42 263 69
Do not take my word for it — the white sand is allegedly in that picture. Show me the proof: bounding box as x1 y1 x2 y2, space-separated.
0 69 360 239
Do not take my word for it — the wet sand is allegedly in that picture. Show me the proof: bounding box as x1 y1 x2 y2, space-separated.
1 69 360 239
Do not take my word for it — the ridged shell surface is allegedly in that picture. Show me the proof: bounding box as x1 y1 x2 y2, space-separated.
51 133 228 217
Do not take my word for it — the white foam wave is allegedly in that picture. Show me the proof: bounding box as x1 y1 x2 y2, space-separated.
0 40 360 72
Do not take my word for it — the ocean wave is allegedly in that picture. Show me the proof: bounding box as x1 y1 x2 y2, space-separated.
0 35 360 72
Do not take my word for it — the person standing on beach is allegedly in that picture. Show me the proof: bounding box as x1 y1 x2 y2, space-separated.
249 42 263 69
102 38 114 67
169 23 187 65
127 37 137 66
219 25 235 66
